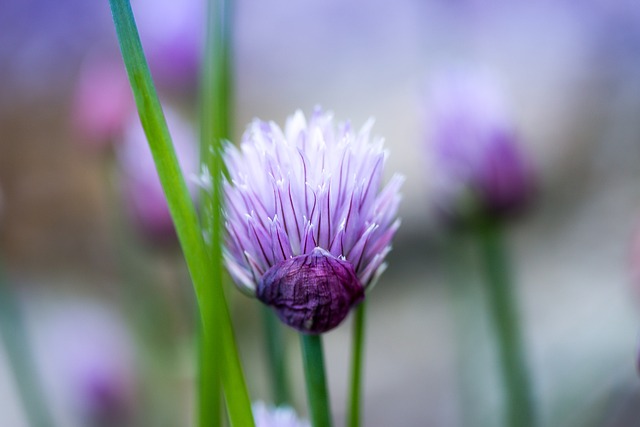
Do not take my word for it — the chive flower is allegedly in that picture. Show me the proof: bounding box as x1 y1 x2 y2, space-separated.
425 69 534 224
224 109 403 334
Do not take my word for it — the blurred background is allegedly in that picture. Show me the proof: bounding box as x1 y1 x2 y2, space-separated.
2 0 640 425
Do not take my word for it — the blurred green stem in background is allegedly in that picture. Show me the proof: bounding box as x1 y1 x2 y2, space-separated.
262 307 292 406
108 1 255 426
301 334 333 427
198 0 235 423
0 262 55 427
444 235 488 427
475 219 536 427
347 302 366 427
108 170 185 427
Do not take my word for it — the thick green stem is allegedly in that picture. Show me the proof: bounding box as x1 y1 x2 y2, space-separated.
0 265 54 427
300 334 332 427
108 1 254 426
347 302 366 427
262 307 291 405
476 220 536 427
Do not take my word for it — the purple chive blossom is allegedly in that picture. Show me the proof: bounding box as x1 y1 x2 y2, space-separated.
425 68 534 223
253 402 310 427
224 109 403 334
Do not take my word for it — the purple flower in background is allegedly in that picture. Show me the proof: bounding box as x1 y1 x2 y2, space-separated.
224 109 402 334
71 0 203 149
133 0 204 90
253 402 310 427
425 68 534 224
117 106 199 240
34 299 137 425
72 53 133 148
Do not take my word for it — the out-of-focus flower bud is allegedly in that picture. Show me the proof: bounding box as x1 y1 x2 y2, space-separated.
425 68 535 225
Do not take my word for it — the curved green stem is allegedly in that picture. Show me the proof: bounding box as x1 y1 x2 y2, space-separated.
347 302 366 427
300 334 332 427
476 220 536 427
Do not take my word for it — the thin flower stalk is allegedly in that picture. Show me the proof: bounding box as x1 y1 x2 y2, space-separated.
476 219 536 427
347 302 366 427
301 334 332 427
198 0 235 424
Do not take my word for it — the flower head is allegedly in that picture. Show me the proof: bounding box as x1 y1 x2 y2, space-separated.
425 68 534 224
224 109 402 333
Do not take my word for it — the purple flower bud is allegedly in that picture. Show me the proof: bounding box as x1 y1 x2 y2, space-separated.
425 68 535 224
224 108 402 333
257 247 364 334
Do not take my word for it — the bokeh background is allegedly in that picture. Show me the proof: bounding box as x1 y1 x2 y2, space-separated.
2 0 640 426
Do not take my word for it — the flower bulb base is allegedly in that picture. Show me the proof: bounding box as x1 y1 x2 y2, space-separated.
257 248 364 334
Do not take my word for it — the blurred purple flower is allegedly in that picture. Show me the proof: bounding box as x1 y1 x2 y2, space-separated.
425 68 534 224
117 106 199 240
70 0 203 148
253 402 310 427
133 0 204 91
34 299 136 425
72 53 133 148
223 108 403 334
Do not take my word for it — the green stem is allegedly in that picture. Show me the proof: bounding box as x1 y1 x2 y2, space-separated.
444 234 490 427
475 220 536 427
198 326 221 427
197 0 234 424
108 1 254 426
0 265 54 427
300 334 332 427
262 307 291 405
347 302 366 427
